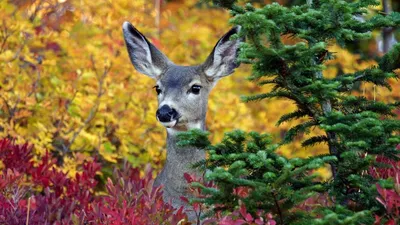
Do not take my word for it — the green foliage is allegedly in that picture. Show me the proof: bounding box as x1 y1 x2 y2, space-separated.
179 129 336 224
229 0 400 212
180 0 400 224
310 206 372 225
379 43 400 72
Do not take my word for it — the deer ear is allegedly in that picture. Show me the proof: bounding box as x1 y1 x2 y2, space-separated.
122 22 171 79
203 26 243 81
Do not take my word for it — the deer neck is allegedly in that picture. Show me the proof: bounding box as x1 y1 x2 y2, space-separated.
166 120 206 167
155 120 206 209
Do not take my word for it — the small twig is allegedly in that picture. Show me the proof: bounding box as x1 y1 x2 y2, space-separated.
29 0 45 22
62 75 81 135
27 70 41 98
0 32 11 53
196 204 202 225
354 74 365 81
5 40 26 63
8 95 21 123
26 197 31 225
96 133 102 154
0 95 11 116
0 20 16 53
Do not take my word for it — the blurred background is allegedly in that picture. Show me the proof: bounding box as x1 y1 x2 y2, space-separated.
0 0 399 178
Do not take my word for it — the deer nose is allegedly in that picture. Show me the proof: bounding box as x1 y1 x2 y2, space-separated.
156 105 178 122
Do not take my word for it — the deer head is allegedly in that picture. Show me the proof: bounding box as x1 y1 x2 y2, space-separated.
122 22 242 134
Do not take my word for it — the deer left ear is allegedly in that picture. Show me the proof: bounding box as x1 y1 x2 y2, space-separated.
122 22 171 79
202 26 243 81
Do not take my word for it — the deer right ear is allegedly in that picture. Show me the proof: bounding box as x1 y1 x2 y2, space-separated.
202 26 243 82
122 22 170 79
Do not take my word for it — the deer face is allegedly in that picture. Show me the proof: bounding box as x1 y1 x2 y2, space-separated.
154 65 211 131
122 22 242 134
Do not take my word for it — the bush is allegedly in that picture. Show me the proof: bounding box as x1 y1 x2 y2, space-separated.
0 139 187 225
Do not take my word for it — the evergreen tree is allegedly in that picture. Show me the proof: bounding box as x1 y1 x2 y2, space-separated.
180 0 400 224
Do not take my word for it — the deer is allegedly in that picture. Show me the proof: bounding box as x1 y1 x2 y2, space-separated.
122 21 242 218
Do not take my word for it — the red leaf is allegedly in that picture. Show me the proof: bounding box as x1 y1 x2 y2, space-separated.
183 173 194 183
385 219 396 225
180 196 189 203
239 204 247 218
193 202 199 211
245 213 254 222
255 218 264 225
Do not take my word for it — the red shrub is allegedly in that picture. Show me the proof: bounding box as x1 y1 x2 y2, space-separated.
0 139 188 225
85 165 188 224
0 139 33 173
370 145 400 225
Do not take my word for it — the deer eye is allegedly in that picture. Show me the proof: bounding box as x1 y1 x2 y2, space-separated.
190 85 202 95
154 85 162 95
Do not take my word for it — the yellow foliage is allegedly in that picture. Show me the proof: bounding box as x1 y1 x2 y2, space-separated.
0 0 398 180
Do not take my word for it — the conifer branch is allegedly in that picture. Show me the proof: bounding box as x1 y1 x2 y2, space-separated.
301 135 329 147
276 110 309 126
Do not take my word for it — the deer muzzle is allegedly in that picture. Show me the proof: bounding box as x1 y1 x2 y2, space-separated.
156 105 179 128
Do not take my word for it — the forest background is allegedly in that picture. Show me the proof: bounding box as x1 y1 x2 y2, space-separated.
1 0 399 183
